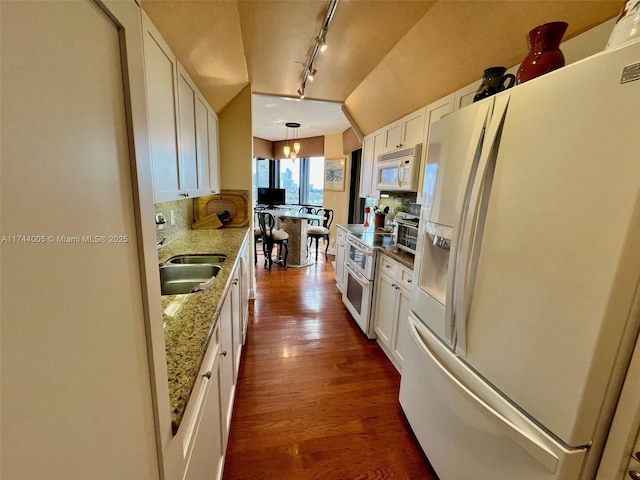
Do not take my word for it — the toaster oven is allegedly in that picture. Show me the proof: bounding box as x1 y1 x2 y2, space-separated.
394 211 420 255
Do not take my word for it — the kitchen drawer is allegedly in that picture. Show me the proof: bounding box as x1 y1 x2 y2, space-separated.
399 266 415 291
379 255 399 279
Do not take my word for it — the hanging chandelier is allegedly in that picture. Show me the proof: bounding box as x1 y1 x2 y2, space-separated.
283 122 301 159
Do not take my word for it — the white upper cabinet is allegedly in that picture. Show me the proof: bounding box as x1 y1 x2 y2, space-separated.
360 107 427 198
369 130 387 199
401 107 427 148
384 120 402 150
195 93 211 196
142 13 181 203
207 109 220 194
453 82 479 112
359 136 374 199
361 128 390 199
177 65 199 196
384 108 427 151
142 13 219 202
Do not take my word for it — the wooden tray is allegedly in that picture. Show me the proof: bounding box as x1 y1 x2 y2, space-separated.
191 214 223 230
193 191 249 228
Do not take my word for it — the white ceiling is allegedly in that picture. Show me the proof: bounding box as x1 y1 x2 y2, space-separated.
252 94 351 142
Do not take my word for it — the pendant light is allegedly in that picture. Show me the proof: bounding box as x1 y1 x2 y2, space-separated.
283 122 301 159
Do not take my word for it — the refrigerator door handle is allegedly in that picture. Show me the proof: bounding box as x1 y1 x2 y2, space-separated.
454 94 511 356
407 314 561 473
445 102 492 346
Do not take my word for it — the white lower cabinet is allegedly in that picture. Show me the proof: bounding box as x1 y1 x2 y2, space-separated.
183 334 223 480
335 227 347 292
168 323 224 480
393 285 412 367
231 265 242 384
163 238 249 480
239 241 250 344
219 280 235 448
173 239 250 480
372 254 414 372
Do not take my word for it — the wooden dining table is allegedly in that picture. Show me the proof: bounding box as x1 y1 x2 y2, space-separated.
262 209 324 267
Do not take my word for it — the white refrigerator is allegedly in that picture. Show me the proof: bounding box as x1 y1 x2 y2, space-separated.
399 41 640 479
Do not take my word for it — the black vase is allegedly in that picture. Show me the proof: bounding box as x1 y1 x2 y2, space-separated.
473 66 516 102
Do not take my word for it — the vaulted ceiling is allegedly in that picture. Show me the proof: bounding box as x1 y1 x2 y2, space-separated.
141 1 620 137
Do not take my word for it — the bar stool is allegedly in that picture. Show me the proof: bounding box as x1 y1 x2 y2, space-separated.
257 211 289 271
253 212 263 264
306 208 333 261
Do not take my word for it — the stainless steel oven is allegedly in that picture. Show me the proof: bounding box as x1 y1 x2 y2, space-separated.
342 236 376 338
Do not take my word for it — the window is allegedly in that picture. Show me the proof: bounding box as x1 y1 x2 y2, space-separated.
252 157 275 203
279 157 300 205
253 156 325 206
307 157 324 206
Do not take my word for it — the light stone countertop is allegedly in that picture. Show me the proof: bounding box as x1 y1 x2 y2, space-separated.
158 227 249 434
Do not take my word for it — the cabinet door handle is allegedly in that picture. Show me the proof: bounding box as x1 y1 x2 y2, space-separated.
220 350 227 357
628 471 640 480
202 371 212 379
232 279 239 285
180 192 189 197
634 452 640 462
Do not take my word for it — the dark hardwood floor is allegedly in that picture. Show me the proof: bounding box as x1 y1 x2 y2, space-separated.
222 251 436 480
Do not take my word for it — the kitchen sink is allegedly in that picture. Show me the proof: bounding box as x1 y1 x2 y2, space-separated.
164 254 227 265
159 264 221 295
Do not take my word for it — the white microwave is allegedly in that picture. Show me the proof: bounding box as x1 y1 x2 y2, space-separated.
375 144 421 191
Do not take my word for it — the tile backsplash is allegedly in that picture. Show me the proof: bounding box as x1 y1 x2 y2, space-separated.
366 191 418 226
155 198 193 245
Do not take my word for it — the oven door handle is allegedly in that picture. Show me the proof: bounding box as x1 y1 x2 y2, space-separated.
345 261 369 285
346 237 367 253
346 237 373 255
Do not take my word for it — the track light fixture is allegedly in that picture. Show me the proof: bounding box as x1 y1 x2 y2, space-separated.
296 0 338 99
316 30 328 52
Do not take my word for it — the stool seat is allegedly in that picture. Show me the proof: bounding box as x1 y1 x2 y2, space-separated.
264 229 289 241
307 226 329 236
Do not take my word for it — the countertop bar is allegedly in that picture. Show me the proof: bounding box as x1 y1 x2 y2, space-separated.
158 227 249 433
338 224 415 270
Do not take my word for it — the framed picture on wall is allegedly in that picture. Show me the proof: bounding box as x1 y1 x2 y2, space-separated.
324 158 345 191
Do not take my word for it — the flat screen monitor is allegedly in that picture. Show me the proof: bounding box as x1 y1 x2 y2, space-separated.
257 188 286 207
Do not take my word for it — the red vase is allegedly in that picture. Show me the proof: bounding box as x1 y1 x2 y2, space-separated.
516 21 568 84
